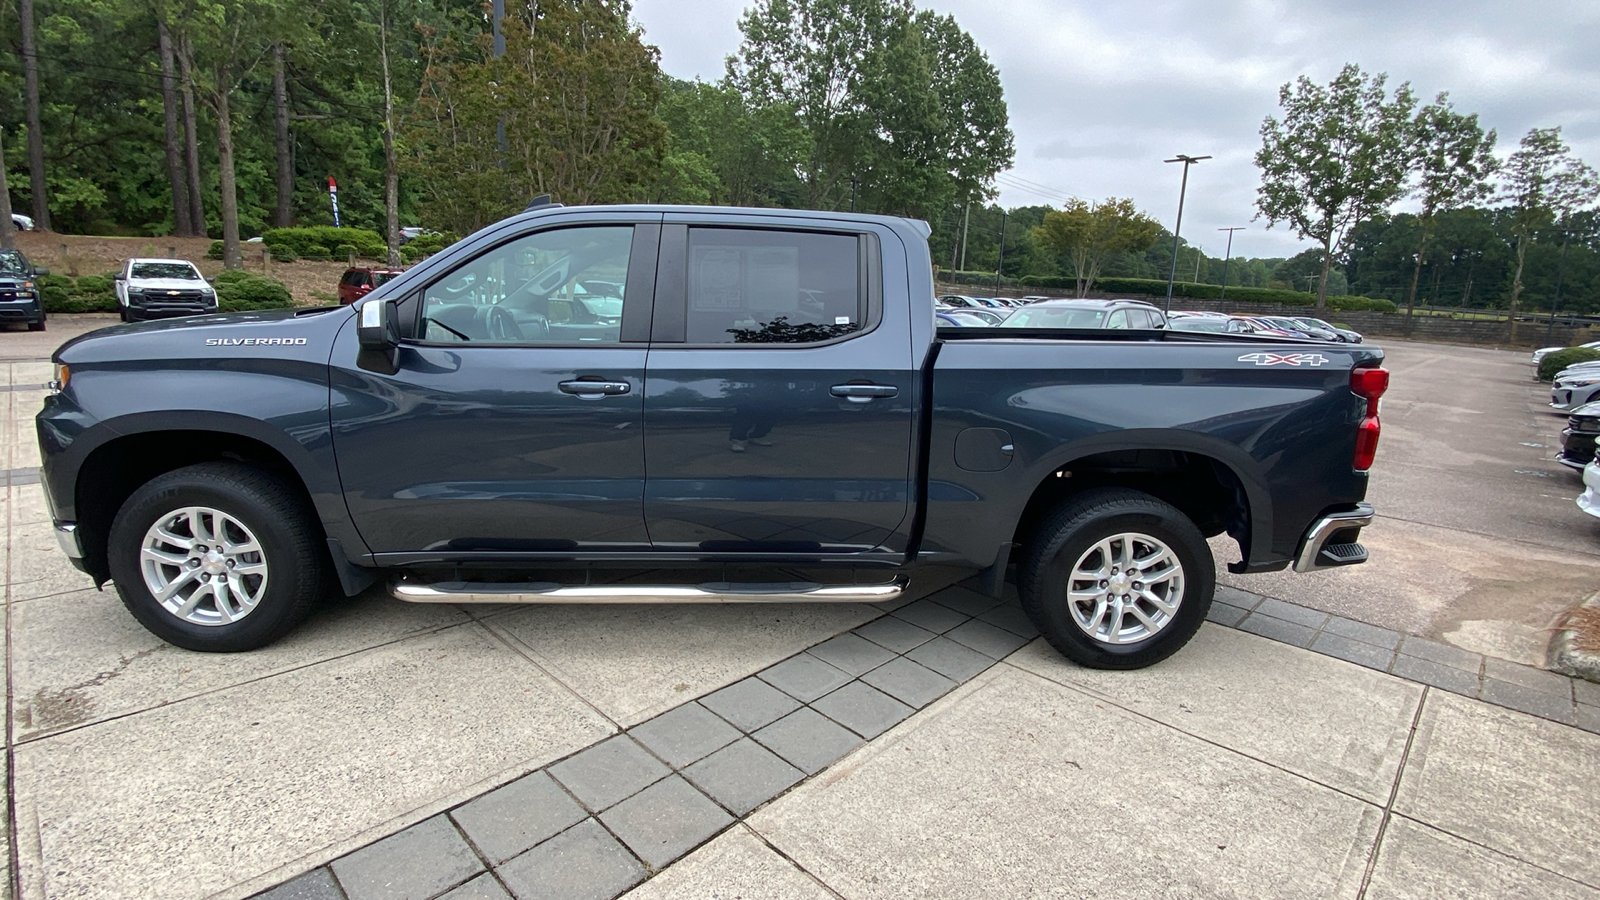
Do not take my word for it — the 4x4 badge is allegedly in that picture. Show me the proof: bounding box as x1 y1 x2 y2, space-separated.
1238 352 1330 367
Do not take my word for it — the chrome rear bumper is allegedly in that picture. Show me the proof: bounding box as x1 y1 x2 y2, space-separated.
1293 504 1374 573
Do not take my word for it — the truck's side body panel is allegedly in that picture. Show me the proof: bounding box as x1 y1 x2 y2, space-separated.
922 337 1382 570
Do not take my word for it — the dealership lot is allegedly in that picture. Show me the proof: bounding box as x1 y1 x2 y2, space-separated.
1218 338 1600 665
1 328 1597 899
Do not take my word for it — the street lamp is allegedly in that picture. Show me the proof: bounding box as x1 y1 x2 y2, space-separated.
1217 226 1243 300
1163 154 1211 313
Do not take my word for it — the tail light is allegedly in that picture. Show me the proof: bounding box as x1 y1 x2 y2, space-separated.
1350 365 1389 471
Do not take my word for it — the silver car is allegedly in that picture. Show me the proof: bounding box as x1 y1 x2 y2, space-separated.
1551 365 1600 411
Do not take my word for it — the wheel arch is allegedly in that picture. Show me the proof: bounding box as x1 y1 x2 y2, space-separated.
63 412 356 584
1009 430 1271 571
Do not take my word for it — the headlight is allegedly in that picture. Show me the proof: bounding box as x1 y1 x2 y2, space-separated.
1575 417 1600 431
48 363 69 394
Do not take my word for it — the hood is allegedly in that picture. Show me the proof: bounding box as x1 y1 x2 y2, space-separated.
126 277 212 291
55 306 351 366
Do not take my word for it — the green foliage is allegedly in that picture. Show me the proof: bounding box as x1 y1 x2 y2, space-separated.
1501 128 1600 315
207 241 225 260
1256 63 1417 307
728 0 1013 218
1541 348 1600 382
262 226 385 260
1327 295 1398 312
38 272 120 312
1032 198 1163 297
214 272 293 311
399 231 456 262
1404 94 1499 309
404 1 668 234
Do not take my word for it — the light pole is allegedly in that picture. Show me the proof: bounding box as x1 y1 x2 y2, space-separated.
1217 226 1242 300
1163 154 1210 313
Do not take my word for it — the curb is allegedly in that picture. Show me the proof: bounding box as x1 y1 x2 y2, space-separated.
1548 591 1600 683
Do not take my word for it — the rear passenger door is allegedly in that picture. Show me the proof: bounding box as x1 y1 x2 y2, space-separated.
641 216 917 553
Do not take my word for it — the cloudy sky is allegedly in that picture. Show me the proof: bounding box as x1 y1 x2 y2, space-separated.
632 0 1599 261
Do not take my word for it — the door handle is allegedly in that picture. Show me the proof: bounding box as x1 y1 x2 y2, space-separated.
831 383 898 404
559 379 631 398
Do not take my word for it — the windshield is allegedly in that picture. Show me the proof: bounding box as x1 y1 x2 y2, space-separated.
1002 307 1107 328
1296 318 1332 330
131 262 201 280
0 251 27 275
372 271 400 288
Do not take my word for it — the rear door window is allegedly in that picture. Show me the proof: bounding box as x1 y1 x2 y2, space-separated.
684 228 863 344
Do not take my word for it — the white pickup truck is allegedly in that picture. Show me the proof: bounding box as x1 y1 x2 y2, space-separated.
112 258 218 322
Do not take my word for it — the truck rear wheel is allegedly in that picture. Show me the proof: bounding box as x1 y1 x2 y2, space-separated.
1019 488 1213 669
107 462 327 652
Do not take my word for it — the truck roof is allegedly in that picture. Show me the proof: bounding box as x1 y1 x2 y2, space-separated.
499 203 934 238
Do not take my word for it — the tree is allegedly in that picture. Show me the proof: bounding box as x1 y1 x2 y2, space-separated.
405 0 667 234
1405 94 1497 314
1255 63 1416 309
19 0 50 230
727 0 1011 219
1033 198 1163 296
1500 127 1599 336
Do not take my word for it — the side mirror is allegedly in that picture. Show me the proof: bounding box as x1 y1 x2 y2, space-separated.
356 298 400 375
34 266 49 276
112 272 124 281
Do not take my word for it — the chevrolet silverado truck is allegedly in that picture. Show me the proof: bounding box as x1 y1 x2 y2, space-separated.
38 204 1387 669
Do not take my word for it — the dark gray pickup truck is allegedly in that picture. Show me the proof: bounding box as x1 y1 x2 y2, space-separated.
38 204 1387 669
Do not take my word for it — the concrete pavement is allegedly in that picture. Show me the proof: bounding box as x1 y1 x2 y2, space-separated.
1218 338 1600 667
2 327 1599 898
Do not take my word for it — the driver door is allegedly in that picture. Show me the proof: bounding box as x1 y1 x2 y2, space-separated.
330 218 661 556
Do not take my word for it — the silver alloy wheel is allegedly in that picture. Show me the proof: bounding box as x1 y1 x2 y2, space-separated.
1066 532 1184 645
140 506 269 627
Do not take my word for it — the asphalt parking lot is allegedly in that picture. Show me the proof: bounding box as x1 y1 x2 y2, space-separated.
1217 338 1600 666
3 324 1599 900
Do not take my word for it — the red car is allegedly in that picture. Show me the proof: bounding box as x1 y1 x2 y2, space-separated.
337 267 404 305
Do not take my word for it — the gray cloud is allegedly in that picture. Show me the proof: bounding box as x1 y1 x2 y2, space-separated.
632 0 1600 260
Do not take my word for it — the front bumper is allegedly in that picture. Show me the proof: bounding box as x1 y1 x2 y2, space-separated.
1579 463 1600 519
0 297 44 323
1293 504 1374 573
127 302 217 320
1560 427 1598 470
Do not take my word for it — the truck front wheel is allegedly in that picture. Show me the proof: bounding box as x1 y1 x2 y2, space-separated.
1019 488 1214 669
107 462 327 652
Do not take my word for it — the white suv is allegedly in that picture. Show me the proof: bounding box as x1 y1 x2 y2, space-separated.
114 258 217 322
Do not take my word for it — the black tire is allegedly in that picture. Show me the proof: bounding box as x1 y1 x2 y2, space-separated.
27 320 44 332
1018 488 1214 670
108 462 328 652
119 308 130 323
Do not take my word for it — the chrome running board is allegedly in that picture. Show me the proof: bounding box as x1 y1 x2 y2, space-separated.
390 576 909 605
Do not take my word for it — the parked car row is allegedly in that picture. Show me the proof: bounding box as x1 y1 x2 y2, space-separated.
931 294 1366 342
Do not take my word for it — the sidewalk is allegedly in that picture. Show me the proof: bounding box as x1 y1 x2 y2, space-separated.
250 587 1600 900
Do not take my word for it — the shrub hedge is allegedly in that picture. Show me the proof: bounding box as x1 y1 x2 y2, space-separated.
262 226 386 261
400 231 458 263
1540 347 1600 382
215 271 294 311
40 272 119 313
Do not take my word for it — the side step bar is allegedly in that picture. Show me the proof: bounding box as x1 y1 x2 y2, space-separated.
391 576 909 605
